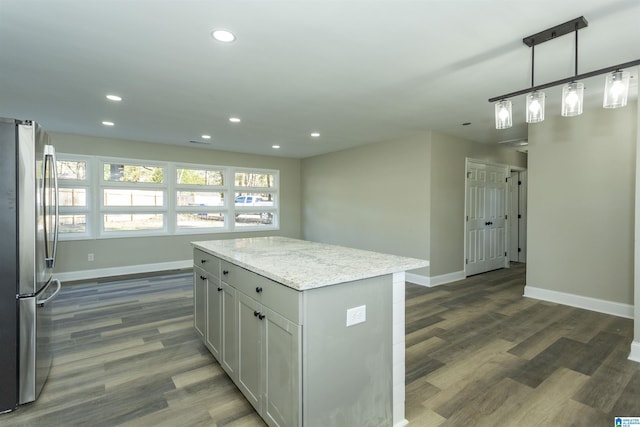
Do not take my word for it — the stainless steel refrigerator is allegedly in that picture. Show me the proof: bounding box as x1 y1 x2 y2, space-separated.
0 118 61 413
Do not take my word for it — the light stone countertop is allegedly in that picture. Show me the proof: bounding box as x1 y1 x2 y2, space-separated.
192 236 429 291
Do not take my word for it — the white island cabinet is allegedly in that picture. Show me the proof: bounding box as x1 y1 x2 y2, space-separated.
192 237 428 427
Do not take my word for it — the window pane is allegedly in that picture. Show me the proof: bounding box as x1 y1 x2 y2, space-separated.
59 215 86 233
57 160 86 180
104 163 164 183
235 172 275 188
177 213 225 229
234 192 275 207
103 214 164 231
234 212 274 227
59 188 87 207
177 191 225 207
176 168 224 186
104 189 164 207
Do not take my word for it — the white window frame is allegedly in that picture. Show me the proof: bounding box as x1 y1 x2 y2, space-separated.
174 163 230 234
231 168 280 231
56 154 91 240
56 153 280 240
99 157 169 238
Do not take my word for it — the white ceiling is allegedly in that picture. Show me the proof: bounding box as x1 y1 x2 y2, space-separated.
1 0 638 158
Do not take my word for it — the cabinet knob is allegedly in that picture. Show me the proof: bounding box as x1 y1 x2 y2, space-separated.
217 287 223 291
223 270 229 275
255 286 263 293
201 259 206 264
199 275 206 280
258 313 266 320
254 310 260 317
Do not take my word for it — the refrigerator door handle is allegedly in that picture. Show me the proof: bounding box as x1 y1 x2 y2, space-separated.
43 146 58 268
37 279 61 307
51 147 59 267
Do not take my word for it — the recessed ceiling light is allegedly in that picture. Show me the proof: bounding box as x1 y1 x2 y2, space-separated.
310 132 320 138
106 94 122 102
229 117 241 123
102 121 114 126
202 134 211 139
212 29 235 43
272 145 280 149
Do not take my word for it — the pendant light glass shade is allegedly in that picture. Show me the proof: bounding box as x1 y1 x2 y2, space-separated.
603 70 630 108
525 91 545 123
561 81 584 117
495 100 512 129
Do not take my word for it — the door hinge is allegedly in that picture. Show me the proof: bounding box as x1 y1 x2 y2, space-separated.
518 214 522 219
518 248 522 253
466 172 472 179
465 258 468 264
505 177 508 183
505 214 508 220
466 215 469 221
518 180 522 185
504 252 507 256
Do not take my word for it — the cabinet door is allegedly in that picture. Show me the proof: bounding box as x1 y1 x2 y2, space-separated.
193 269 207 339
237 292 264 412
264 307 300 427
206 275 222 359
220 282 237 380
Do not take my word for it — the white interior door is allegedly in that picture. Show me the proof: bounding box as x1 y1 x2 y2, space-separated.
508 170 528 263
466 162 507 276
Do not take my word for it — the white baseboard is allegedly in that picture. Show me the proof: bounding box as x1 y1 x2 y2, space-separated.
394 419 409 427
55 260 193 283
630 341 640 363
406 270 465 288
523 285 634 319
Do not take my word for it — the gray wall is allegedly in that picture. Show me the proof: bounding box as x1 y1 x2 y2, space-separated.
301 131 526 279
429 132 527 276
527 102 637 305
301 133 431 275
52 133 302 274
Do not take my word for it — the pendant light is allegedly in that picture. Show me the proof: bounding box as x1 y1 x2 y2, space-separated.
560 23 584 117
495 100 512 129
561 81 584 117
526 91 545 123
603 70 630 108
525 43 545 123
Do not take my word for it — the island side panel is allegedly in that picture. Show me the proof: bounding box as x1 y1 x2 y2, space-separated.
392 271 407 427
302 275 392 427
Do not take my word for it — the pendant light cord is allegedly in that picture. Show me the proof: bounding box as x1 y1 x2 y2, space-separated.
574 23 578 77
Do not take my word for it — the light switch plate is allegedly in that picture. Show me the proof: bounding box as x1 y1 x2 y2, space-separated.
346 305 366 327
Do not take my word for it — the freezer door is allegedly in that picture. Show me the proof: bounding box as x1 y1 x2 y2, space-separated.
18 279 60 405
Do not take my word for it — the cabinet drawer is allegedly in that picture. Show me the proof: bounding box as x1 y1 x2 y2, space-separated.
194 265 220 287
221 260 300 323
194 248 220 276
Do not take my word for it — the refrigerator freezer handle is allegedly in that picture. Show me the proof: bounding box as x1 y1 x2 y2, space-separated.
37 279 61 306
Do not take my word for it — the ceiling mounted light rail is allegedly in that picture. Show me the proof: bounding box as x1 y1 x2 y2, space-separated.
489 16 640 129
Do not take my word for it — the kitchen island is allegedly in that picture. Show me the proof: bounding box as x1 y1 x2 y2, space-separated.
192 236 428 427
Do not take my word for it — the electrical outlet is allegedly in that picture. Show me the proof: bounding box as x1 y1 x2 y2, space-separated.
88 253 94 262
346 305 366 327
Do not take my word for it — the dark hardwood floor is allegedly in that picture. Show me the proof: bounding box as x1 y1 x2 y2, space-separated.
2 264 639 426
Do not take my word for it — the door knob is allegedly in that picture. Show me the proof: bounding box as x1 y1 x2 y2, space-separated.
217 287 223 292
199 275 206 280
223 270 229 275
256 286 263 293
258 313 265 320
